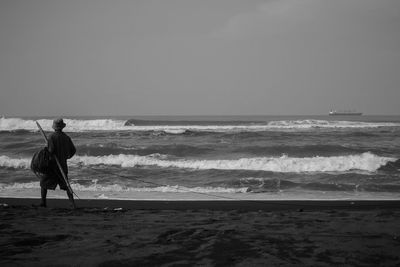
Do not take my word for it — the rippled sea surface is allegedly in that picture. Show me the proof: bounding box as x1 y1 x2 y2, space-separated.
1 115 400 200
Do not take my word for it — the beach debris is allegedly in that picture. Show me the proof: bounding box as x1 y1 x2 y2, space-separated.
113 207 123 211
0 203 9 207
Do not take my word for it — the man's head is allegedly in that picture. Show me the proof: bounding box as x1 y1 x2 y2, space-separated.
52 118 66 131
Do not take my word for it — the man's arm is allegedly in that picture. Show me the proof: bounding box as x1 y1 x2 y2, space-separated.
47 134 55 154
68 137 76 159
47 134 57 161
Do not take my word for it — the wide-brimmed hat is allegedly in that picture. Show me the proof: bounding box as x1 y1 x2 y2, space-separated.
52 118 66 130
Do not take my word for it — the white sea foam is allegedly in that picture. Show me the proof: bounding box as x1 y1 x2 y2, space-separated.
163 129 188 134
0 117 128 132
1 152 395 173
74 184 248 194
1 117 399 132
267 119 378 128
0 181 40 189
112 120 400 132
0 182 247 194
72 152 394 173
0 155 31 169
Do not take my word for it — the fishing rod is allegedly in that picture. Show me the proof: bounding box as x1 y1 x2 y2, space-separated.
36 121 79 202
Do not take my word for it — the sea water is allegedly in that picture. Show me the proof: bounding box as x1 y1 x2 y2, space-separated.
1 115 400 200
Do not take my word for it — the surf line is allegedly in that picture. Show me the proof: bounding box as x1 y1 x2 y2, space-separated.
86 167 330 208
88 167 242 201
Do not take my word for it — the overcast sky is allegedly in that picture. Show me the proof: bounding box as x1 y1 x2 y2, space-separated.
1 0 399 116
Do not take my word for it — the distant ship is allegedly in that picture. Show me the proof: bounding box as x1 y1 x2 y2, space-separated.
329 110 363 116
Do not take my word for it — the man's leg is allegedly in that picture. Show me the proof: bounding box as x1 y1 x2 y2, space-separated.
40 187 47 207
66 189 76 209
55 169 76 209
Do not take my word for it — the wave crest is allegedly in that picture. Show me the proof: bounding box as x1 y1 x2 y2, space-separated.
1 152 395 173
72 152 394 173
0 182 247 194
266 119 399 128
0 155 30 169
1 117 399 132
0 117 127 132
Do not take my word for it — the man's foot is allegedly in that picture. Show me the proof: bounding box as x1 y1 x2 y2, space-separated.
39 202 47 208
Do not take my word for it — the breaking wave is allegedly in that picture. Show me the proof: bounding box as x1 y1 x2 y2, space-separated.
1 152 396 173
124 119 264 126
2 179 400 195
0 155 30 169
237 177 400 193
77 143 213 157
0 117 128 132
233 144 366 157
0 182 247 194
71 152 394 173
265 119 398 128
1 117 399 132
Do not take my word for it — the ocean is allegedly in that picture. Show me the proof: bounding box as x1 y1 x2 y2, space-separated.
1 115 400 200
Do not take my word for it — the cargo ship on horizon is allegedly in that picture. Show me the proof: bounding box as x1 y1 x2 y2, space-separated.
329 110 363 116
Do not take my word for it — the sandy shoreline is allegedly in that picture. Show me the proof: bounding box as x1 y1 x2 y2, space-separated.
2 197 400 211
1 198 400 266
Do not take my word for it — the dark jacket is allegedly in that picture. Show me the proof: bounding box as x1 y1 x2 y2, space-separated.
48 130 76 175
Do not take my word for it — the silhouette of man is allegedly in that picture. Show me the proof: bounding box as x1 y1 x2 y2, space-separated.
40 118 76 208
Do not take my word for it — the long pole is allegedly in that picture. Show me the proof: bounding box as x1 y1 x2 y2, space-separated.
36 121 77 204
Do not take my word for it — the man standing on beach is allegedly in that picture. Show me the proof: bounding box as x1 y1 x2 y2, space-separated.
40 118 76 208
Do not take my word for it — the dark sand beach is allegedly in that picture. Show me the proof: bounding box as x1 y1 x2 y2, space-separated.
1 198 400 266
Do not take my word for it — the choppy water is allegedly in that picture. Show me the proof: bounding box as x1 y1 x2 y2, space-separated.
1 115 400 200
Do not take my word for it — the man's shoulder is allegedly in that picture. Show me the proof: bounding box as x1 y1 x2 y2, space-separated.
48 132 57 139
49 131 69 140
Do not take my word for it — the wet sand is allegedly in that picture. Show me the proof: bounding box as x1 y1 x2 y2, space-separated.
1 198 400 266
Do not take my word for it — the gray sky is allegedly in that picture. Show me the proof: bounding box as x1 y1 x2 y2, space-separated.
1 0 399 116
